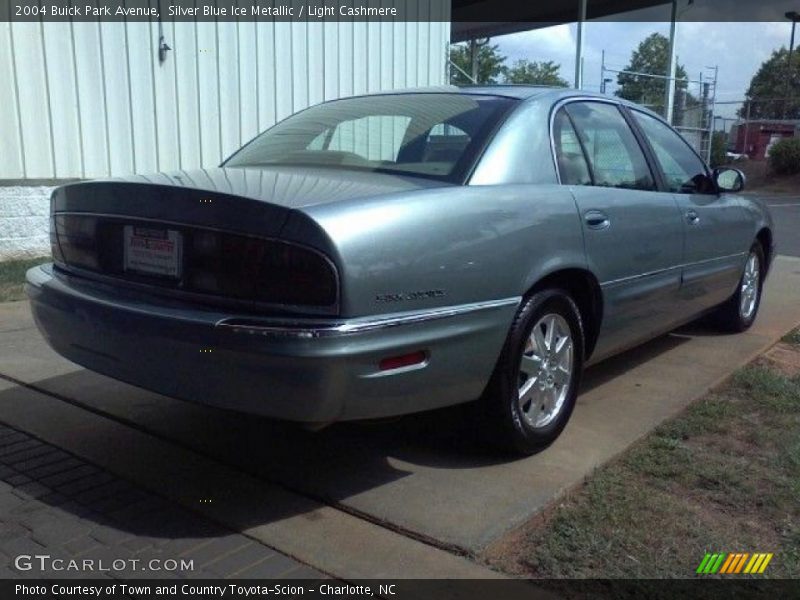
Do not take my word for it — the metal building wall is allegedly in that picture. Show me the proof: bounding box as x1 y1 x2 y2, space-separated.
0 5 451 180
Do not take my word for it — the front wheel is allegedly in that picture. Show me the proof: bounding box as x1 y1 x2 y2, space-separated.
480 289 584 455
712 243 764 333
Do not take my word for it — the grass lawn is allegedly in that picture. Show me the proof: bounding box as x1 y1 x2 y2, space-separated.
485 329 800 579
0 257 50 303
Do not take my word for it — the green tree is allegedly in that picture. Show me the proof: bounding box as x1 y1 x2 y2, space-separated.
504 59 568 87
709 131 728 168
768 138 800 174
739 48 800 120
615 33 689 118
449 41 506 85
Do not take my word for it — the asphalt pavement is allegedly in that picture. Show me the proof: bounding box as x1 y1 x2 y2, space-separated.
753 193 800 258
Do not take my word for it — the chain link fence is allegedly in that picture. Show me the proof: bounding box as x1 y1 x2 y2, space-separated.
673 78 715 165
600 64 717 164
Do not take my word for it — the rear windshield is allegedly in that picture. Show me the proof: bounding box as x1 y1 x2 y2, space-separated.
223 93 516 183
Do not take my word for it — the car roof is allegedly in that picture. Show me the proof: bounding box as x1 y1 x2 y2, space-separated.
354 84 642 107
323 85 666 123
456 85 559 99
351 84 562 101
458 85 667 120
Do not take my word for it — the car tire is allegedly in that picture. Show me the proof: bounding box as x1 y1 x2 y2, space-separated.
479 289 584 456
712 243 765 333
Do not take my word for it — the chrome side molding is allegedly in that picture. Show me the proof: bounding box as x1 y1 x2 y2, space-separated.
215 297 521 338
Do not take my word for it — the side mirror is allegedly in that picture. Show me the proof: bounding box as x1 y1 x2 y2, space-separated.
714 167 745 193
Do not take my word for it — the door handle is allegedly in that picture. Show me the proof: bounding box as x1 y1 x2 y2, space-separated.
584 210 611 230
685 209 700 225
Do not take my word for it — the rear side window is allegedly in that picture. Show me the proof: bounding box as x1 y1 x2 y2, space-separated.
631 110 713 194
553 109 591 186
565 102 655 191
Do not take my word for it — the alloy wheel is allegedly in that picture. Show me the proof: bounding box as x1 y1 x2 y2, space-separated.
739 252 760 320
518 313 574 429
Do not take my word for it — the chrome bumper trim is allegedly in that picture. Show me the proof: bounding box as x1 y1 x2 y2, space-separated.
215 297 521 338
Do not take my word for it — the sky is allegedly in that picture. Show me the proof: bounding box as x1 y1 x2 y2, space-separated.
491 20 796 121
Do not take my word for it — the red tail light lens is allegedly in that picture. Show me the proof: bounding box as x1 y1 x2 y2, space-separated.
54 215 338 309
379 351 428 371
49 215 66 265
186 230 338 307
55 215 100 271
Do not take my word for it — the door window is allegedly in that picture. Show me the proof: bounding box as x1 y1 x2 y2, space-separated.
553 109 591 185
565 102 655 191
631 110 713 194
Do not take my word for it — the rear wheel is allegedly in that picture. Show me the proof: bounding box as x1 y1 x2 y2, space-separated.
480 289 584 455
712 243 764 332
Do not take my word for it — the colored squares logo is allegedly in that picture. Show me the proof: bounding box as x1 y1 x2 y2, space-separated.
696 552 773 574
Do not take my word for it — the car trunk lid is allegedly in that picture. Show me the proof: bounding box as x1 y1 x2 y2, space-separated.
52 166 447 237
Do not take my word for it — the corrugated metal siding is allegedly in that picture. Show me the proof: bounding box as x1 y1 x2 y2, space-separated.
0 6 450 180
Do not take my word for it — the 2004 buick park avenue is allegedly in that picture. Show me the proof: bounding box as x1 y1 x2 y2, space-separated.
27 86 774 454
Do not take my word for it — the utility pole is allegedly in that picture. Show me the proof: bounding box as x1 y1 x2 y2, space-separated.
600 50 609 93
707 65 718 165
742 101 751 158
574 0 587 89
785 11 799 118
469 38 490 84
470 39 478 83
664 0 679 123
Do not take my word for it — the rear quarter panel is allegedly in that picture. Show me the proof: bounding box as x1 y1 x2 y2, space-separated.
296 184 586 318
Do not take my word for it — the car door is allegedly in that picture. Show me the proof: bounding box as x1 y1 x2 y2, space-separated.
553 101 685 362
628 109 753 315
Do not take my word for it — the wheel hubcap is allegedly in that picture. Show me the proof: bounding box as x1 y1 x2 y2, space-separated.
739 252 760 320
518 313 573 429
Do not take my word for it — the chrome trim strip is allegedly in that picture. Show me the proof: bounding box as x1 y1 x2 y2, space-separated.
600 252 746 287
215 297 522 338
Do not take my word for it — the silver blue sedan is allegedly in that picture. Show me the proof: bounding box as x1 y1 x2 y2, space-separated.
26 86 774 454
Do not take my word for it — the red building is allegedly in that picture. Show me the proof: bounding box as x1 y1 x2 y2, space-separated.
729 120 800 160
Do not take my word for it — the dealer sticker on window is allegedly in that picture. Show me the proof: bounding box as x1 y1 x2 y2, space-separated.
123 225 182 278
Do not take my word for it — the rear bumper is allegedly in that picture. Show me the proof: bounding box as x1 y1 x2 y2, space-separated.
26 264 517 422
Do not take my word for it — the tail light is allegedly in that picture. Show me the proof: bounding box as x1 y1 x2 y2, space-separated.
49 215 66 265
185 229 338 307
56 215 100 271
379 351 427 371
54 215 338 309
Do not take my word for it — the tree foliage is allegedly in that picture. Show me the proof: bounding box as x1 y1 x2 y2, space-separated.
449 40 570 89
768 138 800 175
615 33 689 118
709 131 729 168
505 59 569 87
739 48 800 120
449 42 507 85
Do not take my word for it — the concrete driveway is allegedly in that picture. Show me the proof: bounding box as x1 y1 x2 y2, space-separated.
0 256 799 578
